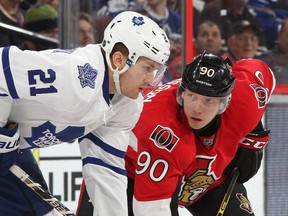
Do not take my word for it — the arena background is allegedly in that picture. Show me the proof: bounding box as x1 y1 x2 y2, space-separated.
4 0 284 215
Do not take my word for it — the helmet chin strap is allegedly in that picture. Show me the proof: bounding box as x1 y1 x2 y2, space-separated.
105 52 130 95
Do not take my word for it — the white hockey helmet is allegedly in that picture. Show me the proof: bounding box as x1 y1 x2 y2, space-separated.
101 11 170 67
101 11 170 92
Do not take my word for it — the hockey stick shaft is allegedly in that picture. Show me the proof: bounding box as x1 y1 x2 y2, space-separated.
216 167 239 216
10 164 75 216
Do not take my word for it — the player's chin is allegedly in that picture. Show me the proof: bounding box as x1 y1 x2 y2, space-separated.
124 91 140 100
130 94 140 100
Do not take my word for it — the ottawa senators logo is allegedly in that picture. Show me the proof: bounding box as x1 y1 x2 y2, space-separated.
178 155 218 206
249 84 268 108
178 170 215 205
236 193 254 214
149 125 179 152
255 70 264 85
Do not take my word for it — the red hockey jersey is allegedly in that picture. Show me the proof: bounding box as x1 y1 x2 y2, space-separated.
125 59 275 215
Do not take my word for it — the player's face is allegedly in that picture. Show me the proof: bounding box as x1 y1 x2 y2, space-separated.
79 19 95 46
182 90 222 129
120 57 162 99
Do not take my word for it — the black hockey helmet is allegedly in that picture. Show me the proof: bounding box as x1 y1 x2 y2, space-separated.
179 50 235 97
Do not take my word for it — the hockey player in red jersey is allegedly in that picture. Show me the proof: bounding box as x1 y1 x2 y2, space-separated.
125 51 275 216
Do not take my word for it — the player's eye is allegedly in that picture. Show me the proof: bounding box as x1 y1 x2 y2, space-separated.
204 97 218 106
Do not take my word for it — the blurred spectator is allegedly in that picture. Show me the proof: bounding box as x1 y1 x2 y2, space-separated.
96 0 134 18
135 0 181 45
0 0 25 47
193 0 205 33
93 15 112 44
248 0 288 49
201 0 266 52
260 19 288 84
134 0 182 84
168 55 182 79
222 20 260 64
134 0 182 66
19 0 37 11
162 55 182 83
37 0 59 10
167 0 180 13
200 0 233 26
19 3 58 51
78 12 95 47
194 20 224 55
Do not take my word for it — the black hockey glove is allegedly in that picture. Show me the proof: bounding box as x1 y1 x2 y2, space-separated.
224 127 270 183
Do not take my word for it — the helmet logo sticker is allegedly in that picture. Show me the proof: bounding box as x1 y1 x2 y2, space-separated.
132 16 145 26
77 63 98 89
200 66 215 77
196 79 212 87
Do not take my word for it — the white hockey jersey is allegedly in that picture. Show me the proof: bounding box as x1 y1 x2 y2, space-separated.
0 45 143 215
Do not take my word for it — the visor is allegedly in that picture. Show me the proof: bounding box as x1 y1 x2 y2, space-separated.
150 65 167 87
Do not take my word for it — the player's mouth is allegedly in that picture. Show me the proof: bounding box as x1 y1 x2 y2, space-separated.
190 117 202 122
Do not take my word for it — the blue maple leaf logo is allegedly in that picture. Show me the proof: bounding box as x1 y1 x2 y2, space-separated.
132 16 145 26
78 63 98 88
24 121 85 148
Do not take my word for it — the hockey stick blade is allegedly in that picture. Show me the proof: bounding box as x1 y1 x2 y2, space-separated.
10 164 75 216
216 167 240 216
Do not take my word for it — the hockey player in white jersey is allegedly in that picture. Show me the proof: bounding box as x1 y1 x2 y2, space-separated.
0 11 170 216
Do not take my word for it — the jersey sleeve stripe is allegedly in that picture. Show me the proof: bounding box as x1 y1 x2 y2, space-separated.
82 156 127 176
79 133 126 159
1 46 19 99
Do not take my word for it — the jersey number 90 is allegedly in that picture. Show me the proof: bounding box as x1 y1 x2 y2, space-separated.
135 151 169 182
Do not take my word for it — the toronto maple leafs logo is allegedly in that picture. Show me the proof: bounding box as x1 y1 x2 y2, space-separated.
132 16 145 26
78 63 98 89
24 121 85 148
